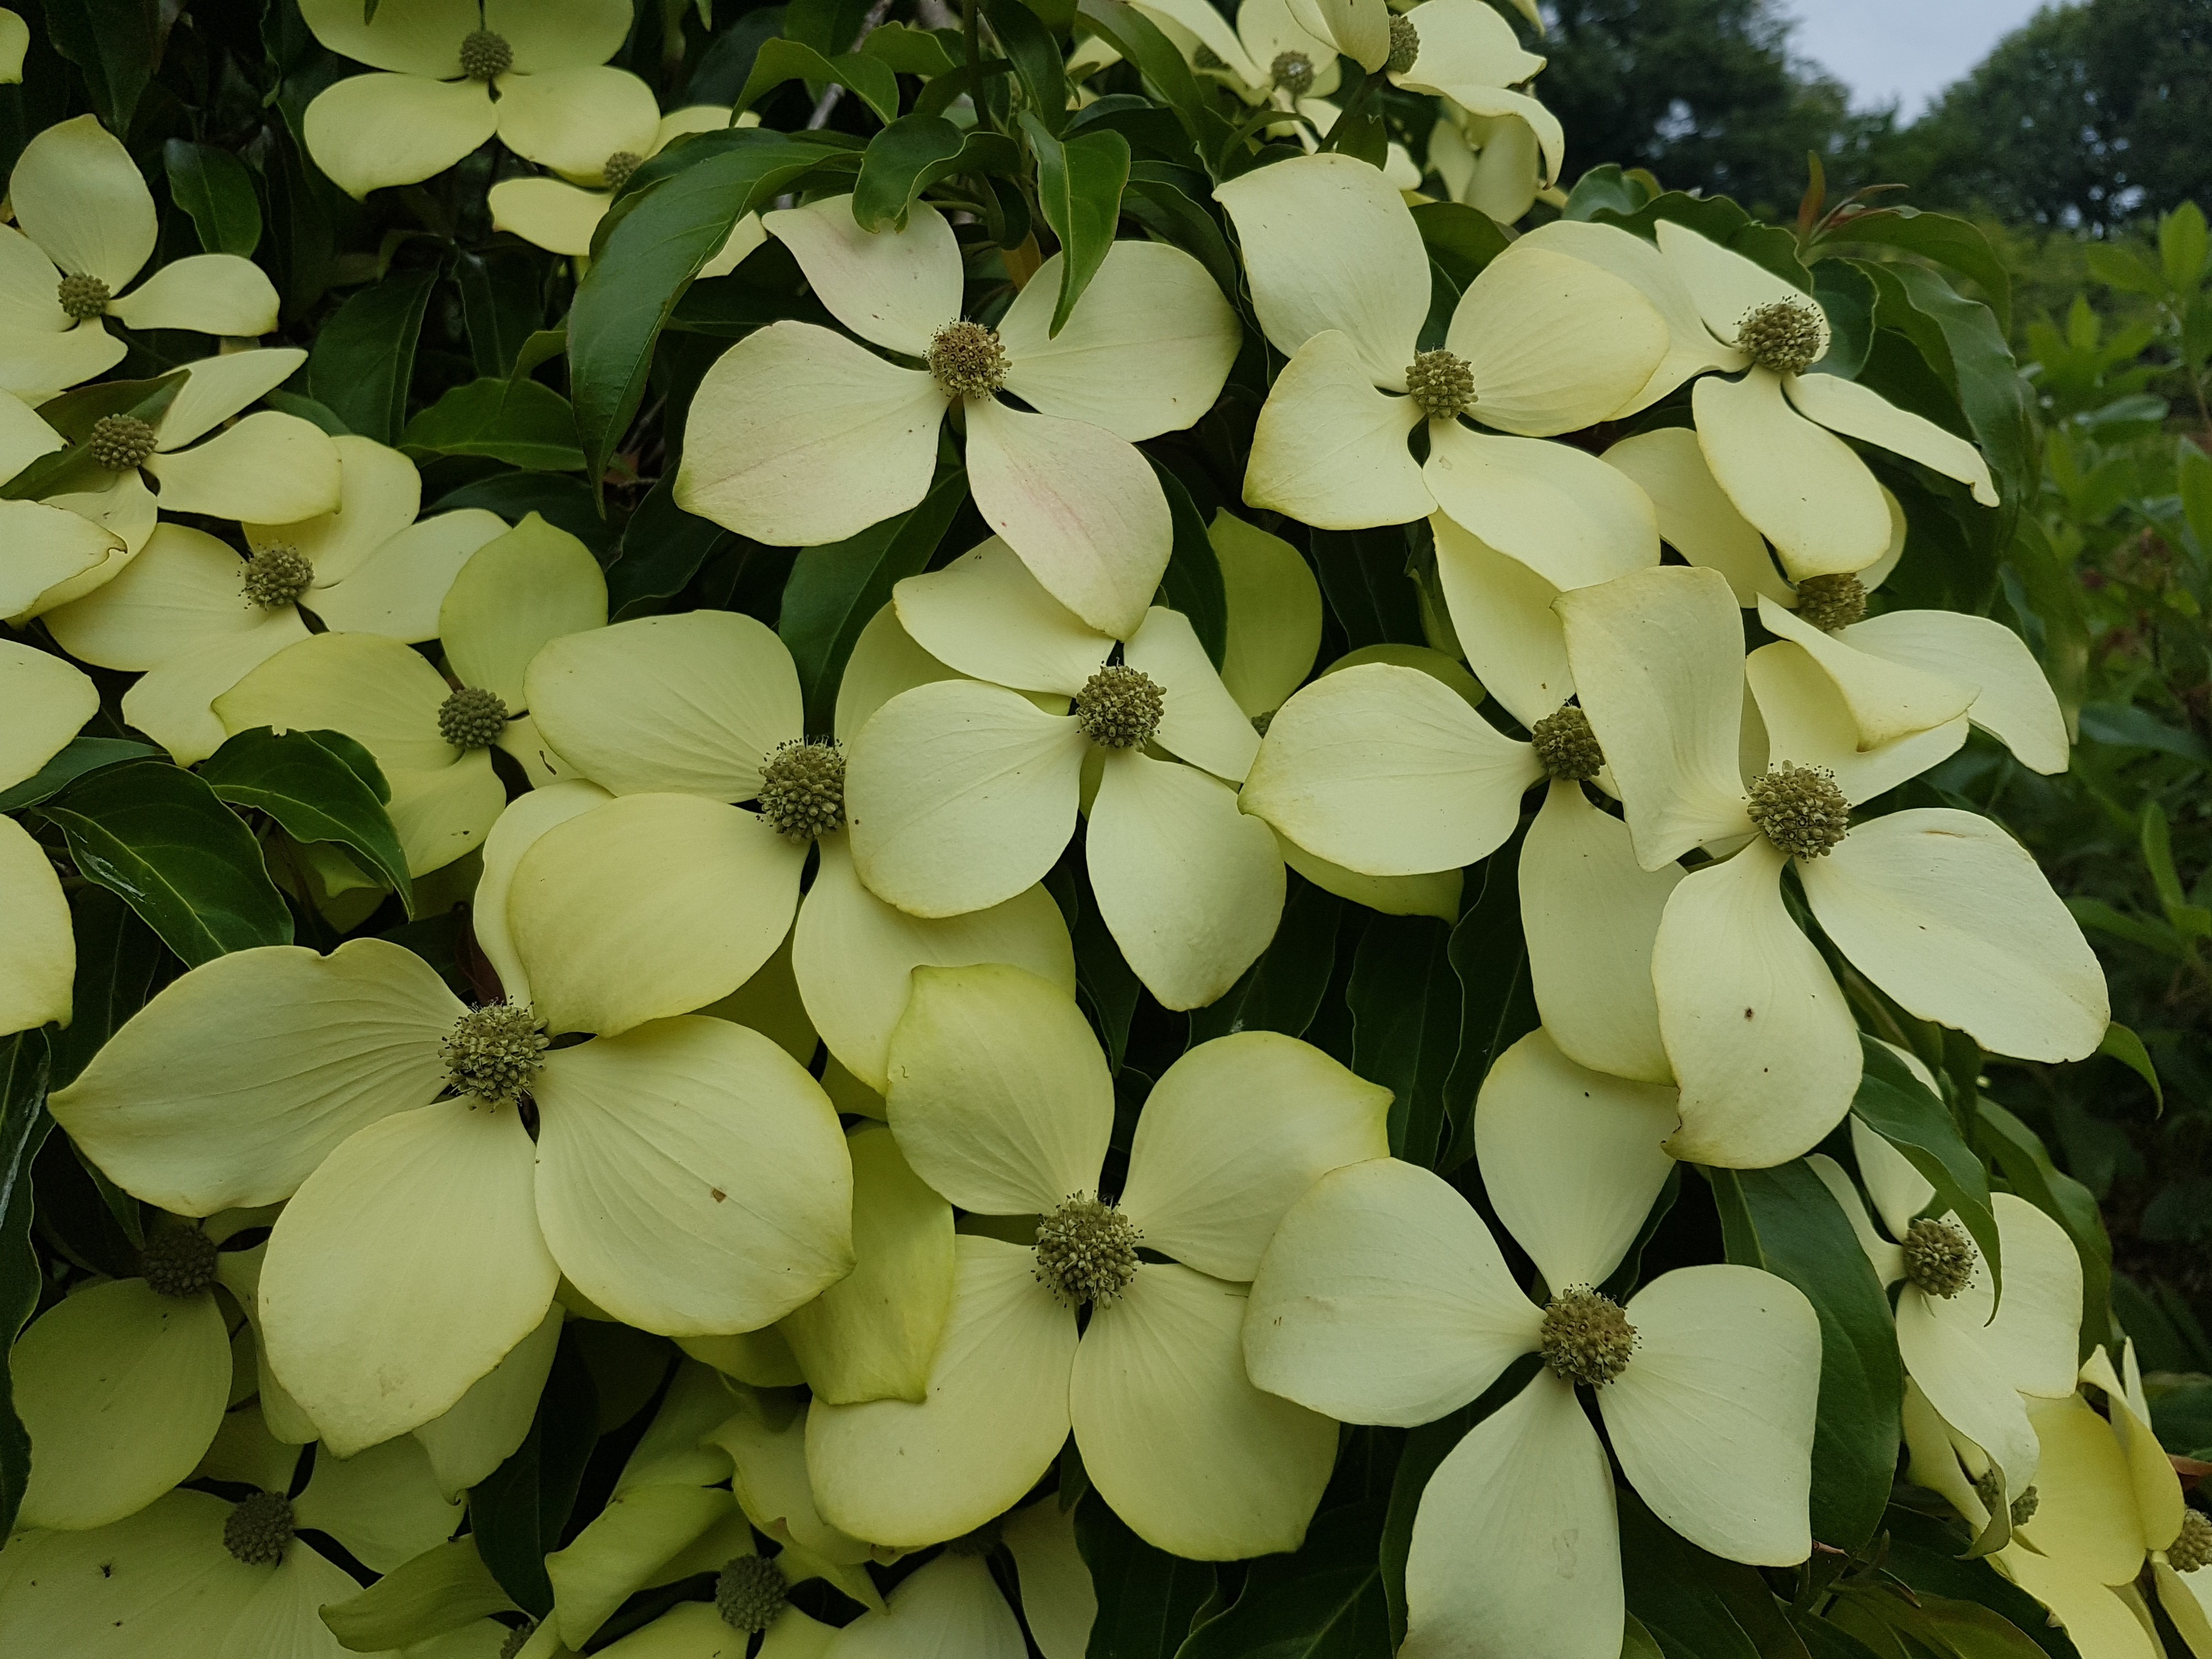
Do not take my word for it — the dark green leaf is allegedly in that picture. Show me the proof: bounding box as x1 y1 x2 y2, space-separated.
431 472 615 556
1875 1510 2075 1659
1310 526 1425 648
1437 844 1538 1170
1850 1036 2000 1299
200 727 413 917
1073 0 1235 172
569 133 824 498
46 886 178 1090
308 267 439 447
455 246 548 378
1152 461 1227 667
37 760 292 967
0 737 160 813
1562 163 1655 222
736 37 900 124
853 115 970 230
1819 210 2011 336
1121 165 1239 296
606 478 741 620
1176 1500 1390 1657
1072 890 1141 1073
163 140 262 257
1619 1486 1808 1659
1024 115 1131 335
1976 1098 2111 1356
1810 258 1876 379
402 377 585 472
469 1328 599 1617
1076 1489 1216 1659
7 373 187 501
1188 874 1340 1043
44 0 159 135
987 0 1071 136
860 21 960 76
778 468 968 735
1410 201 1509 290
0 1032 52 1537
1709 1161 1902 1551
1350 915 1460 1166
2094 1022 2162 1111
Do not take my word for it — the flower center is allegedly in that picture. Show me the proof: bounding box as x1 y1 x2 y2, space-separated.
1900 1217 1977 1299
88 414 157 471
1270 49 1314 95
1745 761 1849 859
927 320 1008 399
443 1003 547 1107
1972 1467 2040 1527
1539 1286 1637 1385
1531 704 1603 782
1404 349 1476 420
1735 297 1825 375
1074 665 1164 749
459 28 513 80
756 738 846 842
2171 1510 2212 1574
497 1622 538 1659
140 1227 218 1299
1386 13 1420 72
240 544 314 610
437 686 510 751
601 149 644 191
224 1491 296 1566
1033 1193 1141 1307
715 1554 788 1633
1792 573 1866 633
56 272 110 320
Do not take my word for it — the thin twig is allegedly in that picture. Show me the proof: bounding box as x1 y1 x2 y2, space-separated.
807 0 901 129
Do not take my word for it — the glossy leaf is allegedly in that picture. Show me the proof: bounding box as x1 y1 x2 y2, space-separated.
45 885 178 1091
36 759 292 967
1350 914 1460 1167
853 116 1017 232
309 267 440 448
736 37 900 125
1023 115 1131 335
0 1032 52 1538
44 0 159 135
1187 874 1340 1043
402 377 586 472
988 0 1070 137
0 738 161 814
1177 1500 1390 1657
1976 1098 2113 1357
1074 1489 1216 1659
1153 461 1227 668
470 1328 599 1618
200 727 413 917
163 139 262 256
1819 208 2012 335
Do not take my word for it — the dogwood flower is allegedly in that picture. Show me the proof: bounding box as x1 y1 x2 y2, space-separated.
507 603 1074 1057
44 439 507 766
1215 152 1661 580
490 106 768 266
298 0 661 199
675 195 1241 639
1520 216 1999 577
1245 1027 1821 1659
1560 564 2105 1164
1810 1108 2082 1496
2074 1344 2212 1656
806 962 1389 1559
1429 103 1551 224
212 512 606 873
1902 1380 2165 1659
26 349 341 567
0 1408 465 1657
0 117 280 399
1385 0 1563 190
1131 0 1341 103
0 642 94 1037
847 537 1283 1010
49 935 856 1455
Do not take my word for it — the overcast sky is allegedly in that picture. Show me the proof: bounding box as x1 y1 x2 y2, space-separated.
1774 0 2059 116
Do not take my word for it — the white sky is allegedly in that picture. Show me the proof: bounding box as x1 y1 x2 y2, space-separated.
1774 0 2060 116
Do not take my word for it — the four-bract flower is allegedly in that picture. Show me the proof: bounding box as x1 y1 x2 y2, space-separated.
1560 563 2106 1165
49 934 857 1456
2080 1345 2212 1656
490 106 768 263
0 117 280 399
506 602 1075 1060
1811 1109 2082 1497
0 642 96 1038
213 511 608 873
848 536 1283 1011
674 194 1242 639
805 962 1389 1560
1245 1026 1822 1659
1215 151 1662 583
44 437 507 766
1519 216 1999 577
298 0 662 199
1429 101 1551 225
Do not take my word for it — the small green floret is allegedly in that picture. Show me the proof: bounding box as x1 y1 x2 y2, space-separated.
1386 13 1420 72
240 544 313 610
1539 1286 1637 1386
1735 297 1825 375
1404 348 1476 421
224 1491 295 1566
497 1622 537 1659
1792 574 1866 633
715 1554 788 1633
601 150 644 191
1270 49 1314 95
1075 665 1164 749
88 414 157 471
57 272 110 320
459 29 513 79
1034 1194 1141 1307
140 1227 219 1299
1746 762 1849 859
438 686 510 752
1901 1217 1976 1299
927 320 1009 398
1531 704 1604 782
757 738 846 843
2170 1510 2212 1573
443 1003 548 1107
